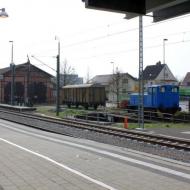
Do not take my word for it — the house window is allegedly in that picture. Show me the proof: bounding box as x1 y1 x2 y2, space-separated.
165 73 168 78
122 89 126 93
187 82 190 86
122 79 128 84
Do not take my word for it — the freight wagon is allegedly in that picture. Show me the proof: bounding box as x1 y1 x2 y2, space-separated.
61 84 106 109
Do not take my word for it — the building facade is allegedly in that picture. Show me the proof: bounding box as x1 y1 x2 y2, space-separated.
181 72 190 87
143 62 178 88
90 73 138 103
0 62 55 105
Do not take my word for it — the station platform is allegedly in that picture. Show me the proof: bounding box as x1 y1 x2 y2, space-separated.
0 103 36 111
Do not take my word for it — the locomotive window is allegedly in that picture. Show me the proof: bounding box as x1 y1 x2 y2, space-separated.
172 87 178 93
148 88 152 94
152 87 156 94
160 87 165 93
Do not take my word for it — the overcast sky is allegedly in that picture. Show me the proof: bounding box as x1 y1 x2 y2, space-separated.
0 0 190 81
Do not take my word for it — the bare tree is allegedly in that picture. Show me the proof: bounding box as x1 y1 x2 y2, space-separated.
175 75 184 85
109 67 124 108
85 66 91 84
60 59 76 86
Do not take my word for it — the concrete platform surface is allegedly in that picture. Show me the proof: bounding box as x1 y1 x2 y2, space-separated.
0 119 189 190
0 104 36 111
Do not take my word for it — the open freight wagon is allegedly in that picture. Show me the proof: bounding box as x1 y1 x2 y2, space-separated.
61 83 106 109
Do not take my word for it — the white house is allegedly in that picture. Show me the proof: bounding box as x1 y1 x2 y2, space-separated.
90 73 138 103
143 62 178 88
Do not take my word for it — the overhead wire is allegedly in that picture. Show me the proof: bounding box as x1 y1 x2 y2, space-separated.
60 14 190 48
63 30 189 50
66 39 190 61
33 28 190 58
30 14 190 59
30 55 56 72
55 13 190 42
24 13 190 79
65 29 190 52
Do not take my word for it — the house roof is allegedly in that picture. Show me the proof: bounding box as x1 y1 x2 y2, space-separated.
90 73 137 85
90 75 111 85
0 62 53 78
182 72 190 86
143 62 165 80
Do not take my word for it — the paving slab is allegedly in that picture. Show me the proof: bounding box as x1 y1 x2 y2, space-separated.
0 119 190 190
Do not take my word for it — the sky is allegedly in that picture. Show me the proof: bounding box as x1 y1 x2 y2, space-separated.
0 0 190 82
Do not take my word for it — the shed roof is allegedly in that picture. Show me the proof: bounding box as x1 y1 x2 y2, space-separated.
0 67 10 75
90 73 137 85
0 62 53 78
63 83 104 88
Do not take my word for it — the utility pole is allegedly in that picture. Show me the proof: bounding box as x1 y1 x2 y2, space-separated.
163 39 168 65
163 38 168 84
9 41 15 105
56 38 60 116
110 61 115 102
26 55 31 105
138 16 144 129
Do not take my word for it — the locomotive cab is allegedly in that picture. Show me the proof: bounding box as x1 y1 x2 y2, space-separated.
129 84 180 113
147 84 180 113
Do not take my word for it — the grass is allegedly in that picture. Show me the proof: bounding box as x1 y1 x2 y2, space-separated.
35 106 87 118
35 105 190 129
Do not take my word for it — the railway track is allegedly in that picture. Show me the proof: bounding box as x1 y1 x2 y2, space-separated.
0 109 190 152
107 109 190 123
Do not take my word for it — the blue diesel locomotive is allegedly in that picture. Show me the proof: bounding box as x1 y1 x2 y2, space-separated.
128 84 180 113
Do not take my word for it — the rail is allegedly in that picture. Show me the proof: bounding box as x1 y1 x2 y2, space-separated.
0 109 190 151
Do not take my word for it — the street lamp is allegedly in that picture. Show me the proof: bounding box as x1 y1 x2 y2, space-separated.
55 36 60 116
0 8 8 18
9 41 15 105
163 38 168 64
163 38 168 83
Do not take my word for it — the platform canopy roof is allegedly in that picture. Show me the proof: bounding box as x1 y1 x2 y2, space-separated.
82 0 190 22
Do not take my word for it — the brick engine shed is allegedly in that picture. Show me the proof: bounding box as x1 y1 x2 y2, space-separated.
0 62 55 105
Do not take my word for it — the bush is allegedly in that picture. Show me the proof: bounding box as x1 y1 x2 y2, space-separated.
119 100 129 108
